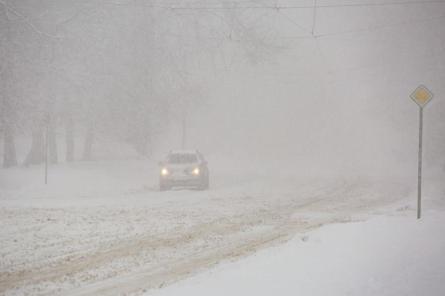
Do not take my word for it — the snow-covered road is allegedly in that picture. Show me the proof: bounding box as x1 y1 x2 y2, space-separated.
0 160 418 295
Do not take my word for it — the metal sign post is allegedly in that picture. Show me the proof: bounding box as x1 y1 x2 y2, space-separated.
417 107 423 219
44 114 50 185
410 85 433 219
45 123 49 185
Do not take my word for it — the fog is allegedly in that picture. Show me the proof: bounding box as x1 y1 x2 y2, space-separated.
153 1 445 178
1 0 445 176
2 1 445 295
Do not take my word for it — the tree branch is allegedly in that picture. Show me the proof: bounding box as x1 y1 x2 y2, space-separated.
0 0 64 39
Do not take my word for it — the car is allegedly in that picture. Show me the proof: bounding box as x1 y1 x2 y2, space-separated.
159 150 210 191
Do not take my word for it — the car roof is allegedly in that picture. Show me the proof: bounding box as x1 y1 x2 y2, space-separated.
169 149 199 155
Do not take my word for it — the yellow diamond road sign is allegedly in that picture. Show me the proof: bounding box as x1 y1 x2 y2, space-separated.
411 85 433 108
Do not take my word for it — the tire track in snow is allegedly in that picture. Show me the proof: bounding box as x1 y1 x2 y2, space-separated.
0 179 410 295
0 196 326 294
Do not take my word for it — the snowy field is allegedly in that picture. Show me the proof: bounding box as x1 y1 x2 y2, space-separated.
147 211 445 296
1 158 443 295
2 0 445 295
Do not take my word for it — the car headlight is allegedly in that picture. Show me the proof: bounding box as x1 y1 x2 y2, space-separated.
161 168 169 176
192 167 200 175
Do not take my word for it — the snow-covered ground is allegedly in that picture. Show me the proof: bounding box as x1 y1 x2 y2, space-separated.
0 159 443 295
146 210 445 296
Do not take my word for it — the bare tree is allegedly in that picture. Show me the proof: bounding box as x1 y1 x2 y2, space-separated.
0 2 18 167
24 124 45 165
2 119 18 168
65 112 74 161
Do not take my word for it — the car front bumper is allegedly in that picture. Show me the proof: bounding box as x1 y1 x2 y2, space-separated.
160 176 203 188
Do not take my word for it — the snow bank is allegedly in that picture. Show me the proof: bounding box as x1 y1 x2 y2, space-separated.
147 211 445 296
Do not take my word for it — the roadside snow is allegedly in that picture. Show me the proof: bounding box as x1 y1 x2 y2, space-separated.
1 159 442 295
146 210 445 296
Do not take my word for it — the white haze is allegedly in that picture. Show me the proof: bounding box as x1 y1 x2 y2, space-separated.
155 2 445 179
1 0 445 179
2 2 445 295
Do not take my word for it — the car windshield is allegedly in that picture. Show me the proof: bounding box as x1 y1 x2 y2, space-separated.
168 153 198 164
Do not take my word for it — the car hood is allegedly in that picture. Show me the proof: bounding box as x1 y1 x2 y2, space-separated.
164 163 199 169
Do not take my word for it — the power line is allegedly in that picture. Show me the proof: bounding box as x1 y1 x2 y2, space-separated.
91 0 445 42
274 13 445 40
154 0 445 10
